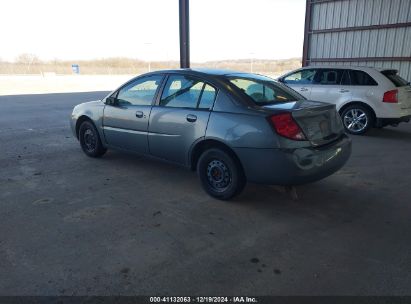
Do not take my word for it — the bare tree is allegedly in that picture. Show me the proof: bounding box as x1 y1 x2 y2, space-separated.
15 54 41 74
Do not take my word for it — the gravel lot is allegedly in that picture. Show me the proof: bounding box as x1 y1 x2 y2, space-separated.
0 75 133 96
0 92 410 295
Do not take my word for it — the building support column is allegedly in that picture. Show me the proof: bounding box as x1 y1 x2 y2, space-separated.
179 0 190 68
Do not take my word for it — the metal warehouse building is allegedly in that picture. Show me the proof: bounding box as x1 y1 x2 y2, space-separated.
303 0 411 80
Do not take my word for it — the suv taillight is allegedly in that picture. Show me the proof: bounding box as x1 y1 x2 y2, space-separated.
269 113 306 141
383 89 398 103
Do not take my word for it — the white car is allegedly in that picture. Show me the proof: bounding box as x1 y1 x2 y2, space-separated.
278 66 411 134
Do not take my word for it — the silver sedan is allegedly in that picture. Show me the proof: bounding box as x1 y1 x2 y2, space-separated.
71 69 351 200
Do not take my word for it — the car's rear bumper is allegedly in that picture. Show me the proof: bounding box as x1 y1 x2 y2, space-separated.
233 135 352 185
375 115 411 127
375 103 411 119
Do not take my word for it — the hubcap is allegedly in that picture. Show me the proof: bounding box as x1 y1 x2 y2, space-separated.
343 109 368 132
206 159 231 192
83 128 97 152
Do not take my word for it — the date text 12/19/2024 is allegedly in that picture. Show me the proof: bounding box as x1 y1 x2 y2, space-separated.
150 297 258 303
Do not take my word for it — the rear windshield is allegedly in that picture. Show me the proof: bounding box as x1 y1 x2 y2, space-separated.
381 70 409 87
227 76 303 105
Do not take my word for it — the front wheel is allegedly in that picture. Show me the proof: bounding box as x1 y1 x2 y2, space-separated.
341 105 374 135
197 148 246 200
78 120 107 157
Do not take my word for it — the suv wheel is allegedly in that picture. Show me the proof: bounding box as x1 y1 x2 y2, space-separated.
341 105 374 135
79 120 107 157
197 148 246 200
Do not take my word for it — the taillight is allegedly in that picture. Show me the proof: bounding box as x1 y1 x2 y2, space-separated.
269 113 306 141
383 89 398 103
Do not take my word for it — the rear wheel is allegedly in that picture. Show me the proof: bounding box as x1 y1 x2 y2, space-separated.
341 105 374 135
197 148 246 200
79 120 107 157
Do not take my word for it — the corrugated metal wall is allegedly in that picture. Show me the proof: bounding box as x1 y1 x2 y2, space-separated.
303 0 411 81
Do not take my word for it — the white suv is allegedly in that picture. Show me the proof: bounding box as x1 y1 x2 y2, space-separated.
278 66 411 134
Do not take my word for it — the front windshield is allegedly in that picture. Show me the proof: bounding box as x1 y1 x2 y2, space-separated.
228 76 303 105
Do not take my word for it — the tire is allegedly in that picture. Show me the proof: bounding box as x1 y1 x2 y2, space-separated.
197 148 246 200
340 104 374 135
78 120 107 157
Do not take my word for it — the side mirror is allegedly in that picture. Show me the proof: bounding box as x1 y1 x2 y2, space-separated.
106 96 119 106
277 77 284 83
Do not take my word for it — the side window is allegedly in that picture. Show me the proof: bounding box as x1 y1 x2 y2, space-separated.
341 70 351 85
160 75 216 109
312 69 344 85
349 70 378 86
283 69 316 85
117 75 163 106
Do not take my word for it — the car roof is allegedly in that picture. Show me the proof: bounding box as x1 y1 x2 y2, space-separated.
149 68 256 77
299 65 389 73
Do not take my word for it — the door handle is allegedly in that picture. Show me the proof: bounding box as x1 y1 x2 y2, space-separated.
135 111 144 118
186 114 197 122
339 89 350 93
300 87 309 92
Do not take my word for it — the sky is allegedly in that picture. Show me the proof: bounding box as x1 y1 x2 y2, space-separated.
1 0 306 62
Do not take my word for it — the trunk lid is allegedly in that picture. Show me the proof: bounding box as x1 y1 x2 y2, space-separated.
397 85 411 110
381 69 411 110
263 100 344 146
